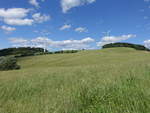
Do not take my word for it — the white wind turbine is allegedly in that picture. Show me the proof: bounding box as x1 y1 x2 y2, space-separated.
31 37 50 52
102 30 111 37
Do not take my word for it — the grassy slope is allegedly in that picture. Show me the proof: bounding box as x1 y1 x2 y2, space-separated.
0 47 150 113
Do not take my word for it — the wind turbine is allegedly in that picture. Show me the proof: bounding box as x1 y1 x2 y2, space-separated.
102 30 111 37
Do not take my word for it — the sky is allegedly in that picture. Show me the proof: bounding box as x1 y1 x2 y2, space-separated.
0 0 150 50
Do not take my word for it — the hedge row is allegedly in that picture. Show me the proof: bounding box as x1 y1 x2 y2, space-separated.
0 47 78 57
0 47 46 57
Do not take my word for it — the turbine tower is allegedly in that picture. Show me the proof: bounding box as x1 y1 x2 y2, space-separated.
102 30 111 37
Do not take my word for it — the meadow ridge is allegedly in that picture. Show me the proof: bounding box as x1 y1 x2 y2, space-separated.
0 47 150 113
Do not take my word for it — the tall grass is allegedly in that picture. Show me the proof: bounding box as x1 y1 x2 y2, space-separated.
0 47 149 113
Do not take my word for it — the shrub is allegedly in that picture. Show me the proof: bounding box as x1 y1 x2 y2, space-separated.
0 56 20 71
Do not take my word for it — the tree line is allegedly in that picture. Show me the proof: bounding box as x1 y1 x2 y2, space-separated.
1 43 148 71
0 47 78 71
102 42 150 51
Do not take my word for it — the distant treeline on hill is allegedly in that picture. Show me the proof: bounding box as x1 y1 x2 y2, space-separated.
0 48 78 71
0 47 79 57
0 47 46 57
48 50 78 54
102 42 150 51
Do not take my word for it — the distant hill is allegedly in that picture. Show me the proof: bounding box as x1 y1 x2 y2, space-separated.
102 42 150 51
0 47 79 57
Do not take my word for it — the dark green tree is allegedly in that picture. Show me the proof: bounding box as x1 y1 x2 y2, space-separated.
0 56 20 71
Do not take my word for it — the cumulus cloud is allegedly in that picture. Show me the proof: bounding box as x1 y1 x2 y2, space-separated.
0 8 51 26
4 18 34 26
60 24 71 30
32 13 50 23
9 37 95 50
50 37 94 50
0 8 30 19
97 34 136 46
0 8 34 26
0 25 16 33
61 0 96 13
144 40 150 49
31 37 51 51
8 38 30 47
75 27 88 33
29 0 39 7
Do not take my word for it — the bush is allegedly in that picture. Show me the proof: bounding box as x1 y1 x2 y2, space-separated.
0 56 20 71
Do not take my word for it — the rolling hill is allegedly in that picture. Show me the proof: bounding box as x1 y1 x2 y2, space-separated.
0 47 150 113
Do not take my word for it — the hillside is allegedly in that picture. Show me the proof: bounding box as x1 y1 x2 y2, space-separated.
0 47 150 113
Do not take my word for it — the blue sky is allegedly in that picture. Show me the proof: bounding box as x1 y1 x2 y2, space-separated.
0 0 150 50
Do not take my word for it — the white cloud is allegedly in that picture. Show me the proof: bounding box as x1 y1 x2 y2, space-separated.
0 25 16 33
0 8 34 26
144 40 150 48
31 37 51 51
29 0 39 7
9 37 95 50
8 38 30 47
75 27 88 33
61 0 96 13
4 18 34 26
60 24 71 30
50 37 94 50
9 38 28 43
97 34 136 46
32 13 50 23
0 8 30 19
34 30 51 36
0 8 51 26
144 0 150 2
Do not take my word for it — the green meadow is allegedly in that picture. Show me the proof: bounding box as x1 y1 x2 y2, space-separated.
0 47 150 113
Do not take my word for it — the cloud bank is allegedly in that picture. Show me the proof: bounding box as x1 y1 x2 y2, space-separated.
9 37 95 50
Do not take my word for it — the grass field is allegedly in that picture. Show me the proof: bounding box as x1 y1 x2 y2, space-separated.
0 47 150 113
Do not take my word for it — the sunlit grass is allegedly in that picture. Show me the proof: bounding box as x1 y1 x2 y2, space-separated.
0 47 150 113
